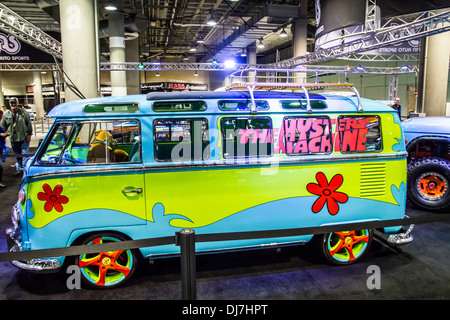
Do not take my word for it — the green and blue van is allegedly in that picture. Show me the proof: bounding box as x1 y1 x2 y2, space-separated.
7 85 412 288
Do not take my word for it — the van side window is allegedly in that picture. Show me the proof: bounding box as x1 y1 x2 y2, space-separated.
281 116 333 155
281 99 327 110
152 101 206 112
218 100 269 111
337 116 382 153
220 117 273 158
36 120 141 165
154 118 209 162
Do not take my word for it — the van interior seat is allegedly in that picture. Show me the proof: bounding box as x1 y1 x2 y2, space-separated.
86 141 112 163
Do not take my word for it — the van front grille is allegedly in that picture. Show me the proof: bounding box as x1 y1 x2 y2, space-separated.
360 163 386 197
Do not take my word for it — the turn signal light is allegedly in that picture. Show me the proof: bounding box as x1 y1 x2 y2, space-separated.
18 189 26 204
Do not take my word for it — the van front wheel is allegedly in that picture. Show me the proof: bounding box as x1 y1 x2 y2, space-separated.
75 233 137 289
319 229 373 265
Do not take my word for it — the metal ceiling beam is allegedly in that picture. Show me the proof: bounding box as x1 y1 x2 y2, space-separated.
0 62 55 71
272 10 450 68
0 3 62 59
98 61 421 75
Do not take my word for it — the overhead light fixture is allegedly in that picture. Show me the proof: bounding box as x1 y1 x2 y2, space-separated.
104 2 117 11
224 58 236 69
400 65 409 71
280 28 288 38
240 50 247 57
189 47 197 52
155 72 160 77
207 9 217 26
196 39 205 44
194 71 199 77
257 38 265 49
138 62 145 70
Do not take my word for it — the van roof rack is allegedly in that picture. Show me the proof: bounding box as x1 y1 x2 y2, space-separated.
225 68 363 114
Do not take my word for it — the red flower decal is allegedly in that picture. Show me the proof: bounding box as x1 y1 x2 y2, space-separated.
37 184 69 212
306 172 348 215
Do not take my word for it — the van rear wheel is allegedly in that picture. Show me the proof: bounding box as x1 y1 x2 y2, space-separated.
75 233 137 289
319 229 373 265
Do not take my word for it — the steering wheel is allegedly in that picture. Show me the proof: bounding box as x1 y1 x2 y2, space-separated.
47 155 84 164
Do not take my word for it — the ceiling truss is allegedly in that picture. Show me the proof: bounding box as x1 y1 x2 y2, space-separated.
0 3 448 74
0 3 62 60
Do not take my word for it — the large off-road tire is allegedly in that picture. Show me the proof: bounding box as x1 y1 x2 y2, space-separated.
407 157 450 212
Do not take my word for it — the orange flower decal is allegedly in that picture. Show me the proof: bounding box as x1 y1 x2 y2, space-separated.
306 172 348 215
37 184 69 212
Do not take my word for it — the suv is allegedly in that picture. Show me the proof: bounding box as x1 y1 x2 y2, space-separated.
402 117 450 212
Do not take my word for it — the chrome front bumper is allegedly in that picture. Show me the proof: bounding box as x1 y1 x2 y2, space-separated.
6 206 61 272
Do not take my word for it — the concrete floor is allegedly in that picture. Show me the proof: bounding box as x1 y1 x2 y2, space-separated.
0 145 449 301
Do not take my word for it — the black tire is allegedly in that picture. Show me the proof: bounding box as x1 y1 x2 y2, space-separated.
407 157 450 212
317 229 373 265
74 232 138 289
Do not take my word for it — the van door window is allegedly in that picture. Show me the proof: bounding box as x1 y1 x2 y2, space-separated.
36 120 141 165
154 118 209 162
220 117 273 158
337 116 382 153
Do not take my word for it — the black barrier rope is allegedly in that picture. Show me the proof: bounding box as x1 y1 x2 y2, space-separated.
2 153 35 158
1 213 449 263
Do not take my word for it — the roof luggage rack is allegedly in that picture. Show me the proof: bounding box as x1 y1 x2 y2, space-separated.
225 68 363 114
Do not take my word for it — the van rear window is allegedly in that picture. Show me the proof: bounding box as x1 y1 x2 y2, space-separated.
281 116 333 155
154 118 209 162
152 101 206 112
337 116 382 153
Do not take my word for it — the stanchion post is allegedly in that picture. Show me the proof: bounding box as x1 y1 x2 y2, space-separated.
176 229 196 300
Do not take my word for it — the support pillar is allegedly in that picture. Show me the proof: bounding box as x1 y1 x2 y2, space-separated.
126 38 140 95
32 72 45 119
109 3 127 96
292 0 308 83
59 0 99 101
247 42 257 82
421 30 450 117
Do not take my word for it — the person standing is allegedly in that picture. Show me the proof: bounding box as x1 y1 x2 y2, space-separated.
389 97 402 121
0 97 33 174
0 125 9 187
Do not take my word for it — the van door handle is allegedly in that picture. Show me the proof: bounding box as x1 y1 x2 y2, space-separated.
122 188 143 194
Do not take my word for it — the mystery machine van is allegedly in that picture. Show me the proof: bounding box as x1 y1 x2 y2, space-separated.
6 81 412 288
